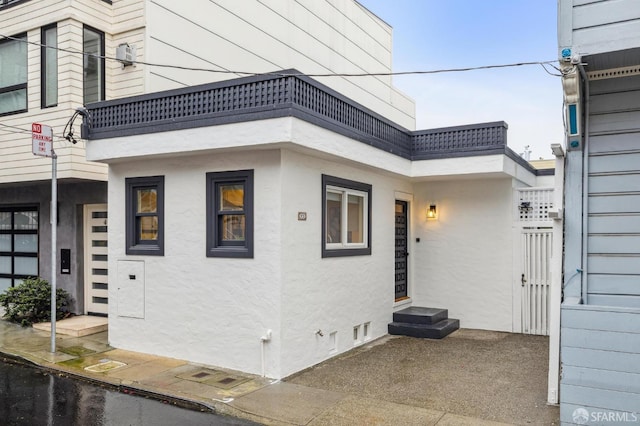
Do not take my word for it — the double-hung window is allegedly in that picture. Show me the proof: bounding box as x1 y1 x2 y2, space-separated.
83 25 105 104
206 170 254 258
0 33 27 116
41 24 58 108
126 176 164 255
322 175 371 258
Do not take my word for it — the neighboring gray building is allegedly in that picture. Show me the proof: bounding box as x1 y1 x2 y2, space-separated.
558 0 640 423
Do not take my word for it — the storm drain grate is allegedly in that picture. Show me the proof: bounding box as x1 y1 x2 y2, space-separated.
176 369 251 389
176 369 220 383
203 374 251 390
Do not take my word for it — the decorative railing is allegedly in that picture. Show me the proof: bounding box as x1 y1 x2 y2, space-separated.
85 71 510 162
412 122 508 160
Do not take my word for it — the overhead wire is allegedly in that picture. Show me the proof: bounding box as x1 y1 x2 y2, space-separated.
0 32 561 79
0 31 564 141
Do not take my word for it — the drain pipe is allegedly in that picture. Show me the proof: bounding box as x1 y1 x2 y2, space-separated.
260 329 272 377
578 63 590 305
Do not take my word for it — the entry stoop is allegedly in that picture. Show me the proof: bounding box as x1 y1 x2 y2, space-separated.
388 307 459 339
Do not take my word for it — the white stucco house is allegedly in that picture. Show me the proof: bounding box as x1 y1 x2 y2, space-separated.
0 0 413 317
81 71 556 379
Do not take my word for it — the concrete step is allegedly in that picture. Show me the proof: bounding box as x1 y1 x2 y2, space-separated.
393 306 448 325
388 318 460 339
33 315 108 337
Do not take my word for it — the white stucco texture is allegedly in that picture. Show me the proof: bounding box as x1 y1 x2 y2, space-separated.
278 150 413 377
108 150 284 377
412 178 515 332
101 118 542 378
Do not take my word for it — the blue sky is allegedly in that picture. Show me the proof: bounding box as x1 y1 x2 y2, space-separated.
357 0 562 160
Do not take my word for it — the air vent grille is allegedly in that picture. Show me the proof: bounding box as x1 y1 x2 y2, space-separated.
588 65 640 80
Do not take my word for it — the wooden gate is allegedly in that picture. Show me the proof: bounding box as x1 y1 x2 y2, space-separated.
521 228 552 335
515 188 554 336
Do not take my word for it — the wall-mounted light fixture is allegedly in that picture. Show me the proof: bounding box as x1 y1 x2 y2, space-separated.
427 204 437 220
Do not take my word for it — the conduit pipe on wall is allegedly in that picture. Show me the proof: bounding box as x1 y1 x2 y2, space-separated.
260 329 272 377
578 63 590 305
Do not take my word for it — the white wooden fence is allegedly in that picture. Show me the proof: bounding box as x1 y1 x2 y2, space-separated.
516 187 554 336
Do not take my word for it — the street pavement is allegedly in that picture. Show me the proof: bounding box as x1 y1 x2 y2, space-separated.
0 316 559 425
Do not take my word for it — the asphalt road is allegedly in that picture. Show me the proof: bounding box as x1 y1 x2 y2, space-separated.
0 359 261 426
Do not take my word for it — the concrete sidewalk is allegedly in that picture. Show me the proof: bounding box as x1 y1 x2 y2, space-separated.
0 317 558 425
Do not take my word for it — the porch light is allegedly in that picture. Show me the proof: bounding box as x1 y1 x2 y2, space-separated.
427 204 437 220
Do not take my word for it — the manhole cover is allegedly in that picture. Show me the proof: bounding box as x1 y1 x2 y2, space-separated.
84 360 127 373
192 372 211 379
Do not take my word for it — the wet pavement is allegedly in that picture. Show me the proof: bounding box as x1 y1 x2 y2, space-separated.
288 330 559 425
0 359 259 426
0 316 560 425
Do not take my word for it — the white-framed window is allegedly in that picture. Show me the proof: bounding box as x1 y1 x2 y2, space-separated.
322 175 371 258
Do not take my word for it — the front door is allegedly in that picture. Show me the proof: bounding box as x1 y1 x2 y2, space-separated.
84 204 108 316
395 200 408 300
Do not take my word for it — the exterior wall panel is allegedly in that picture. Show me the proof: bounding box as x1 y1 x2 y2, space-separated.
278 148 413 377
107 149 284 377
560 0 640 56
560 306 640 424
411 178 515 332
585 78 640 306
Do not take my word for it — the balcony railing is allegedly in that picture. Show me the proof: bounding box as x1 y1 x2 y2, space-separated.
84 70 510 161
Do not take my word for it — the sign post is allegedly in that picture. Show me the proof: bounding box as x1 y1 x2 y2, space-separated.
32 123 57 353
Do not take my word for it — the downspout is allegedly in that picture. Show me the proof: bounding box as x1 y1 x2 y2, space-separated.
578 63 589 305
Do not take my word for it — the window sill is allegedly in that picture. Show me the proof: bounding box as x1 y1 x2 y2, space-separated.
207 247 253 259
126 245 163 256
322 247 371 258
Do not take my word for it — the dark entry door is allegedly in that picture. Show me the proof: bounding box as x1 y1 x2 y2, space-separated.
395 200 408 300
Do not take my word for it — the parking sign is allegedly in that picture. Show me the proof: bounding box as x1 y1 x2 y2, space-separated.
32 123 53 157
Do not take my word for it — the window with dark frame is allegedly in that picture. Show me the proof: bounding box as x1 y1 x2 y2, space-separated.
41 24 58 108
83 25 105 104
322 174 372 258
206 170 254 258
0 33 27 116
0 207 39 293
125 176 164 256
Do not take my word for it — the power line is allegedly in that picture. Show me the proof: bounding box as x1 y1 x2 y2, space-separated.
0 32 561 78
